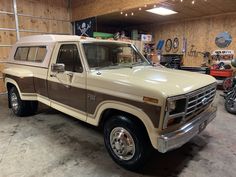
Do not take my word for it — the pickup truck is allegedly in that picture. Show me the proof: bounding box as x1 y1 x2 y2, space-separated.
3 35 217 170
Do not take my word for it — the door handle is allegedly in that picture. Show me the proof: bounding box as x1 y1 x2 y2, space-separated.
67 72 74 77
67 72 74 83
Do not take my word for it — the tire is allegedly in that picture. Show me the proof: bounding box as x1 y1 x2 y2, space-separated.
103 115 151 171
9 87 38 116
225 93 236 114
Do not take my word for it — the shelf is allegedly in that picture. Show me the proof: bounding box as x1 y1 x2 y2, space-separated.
162 53 184 56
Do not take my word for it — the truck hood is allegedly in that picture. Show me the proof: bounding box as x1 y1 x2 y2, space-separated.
88 66 216 101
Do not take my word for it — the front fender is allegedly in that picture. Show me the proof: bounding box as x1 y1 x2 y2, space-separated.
86 100 160 149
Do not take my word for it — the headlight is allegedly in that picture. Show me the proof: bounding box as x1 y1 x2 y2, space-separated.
164 98 187 129
168 100 176 111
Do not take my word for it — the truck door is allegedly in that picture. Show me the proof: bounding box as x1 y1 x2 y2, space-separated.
47 42 86 121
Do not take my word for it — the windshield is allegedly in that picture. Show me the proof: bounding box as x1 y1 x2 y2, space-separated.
82 42 151 70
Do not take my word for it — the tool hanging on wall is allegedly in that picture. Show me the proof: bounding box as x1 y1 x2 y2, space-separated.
182 37 187 55
165 39 172 52
156 40 165 50
173 37 179 53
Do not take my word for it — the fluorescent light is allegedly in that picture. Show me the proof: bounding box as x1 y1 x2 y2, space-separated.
146 7 178 16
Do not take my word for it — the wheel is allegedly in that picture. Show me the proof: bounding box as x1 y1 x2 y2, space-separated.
225 92 236 114
103 115 151 171
9 87 38 116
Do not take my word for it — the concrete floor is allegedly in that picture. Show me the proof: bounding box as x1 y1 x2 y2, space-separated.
0 91 235 177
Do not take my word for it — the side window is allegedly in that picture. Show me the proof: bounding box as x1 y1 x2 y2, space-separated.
14 46 46 62
27 47 37 61
36 47 47 62
15 47 29 60
56 44 83 73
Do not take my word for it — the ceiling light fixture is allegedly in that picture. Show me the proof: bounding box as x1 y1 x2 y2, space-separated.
139 7 142 10
192 0 195 4
120 11 123 15
146 7 178 16
125 13 128 16
131 12 134 16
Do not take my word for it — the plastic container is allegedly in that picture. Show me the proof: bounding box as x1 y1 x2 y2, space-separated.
210 69 233 77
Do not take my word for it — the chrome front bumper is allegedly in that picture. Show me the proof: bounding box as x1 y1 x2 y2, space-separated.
157 105 217 153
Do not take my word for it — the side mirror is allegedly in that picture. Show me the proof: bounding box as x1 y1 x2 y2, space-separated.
51 63 65 73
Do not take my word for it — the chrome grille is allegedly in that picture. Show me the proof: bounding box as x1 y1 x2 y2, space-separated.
185 85 216 120
163 83 217 129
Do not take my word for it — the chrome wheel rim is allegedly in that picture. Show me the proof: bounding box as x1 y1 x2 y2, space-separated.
11 93 19 112
227 97 236 111
229 101 236 111
110 127 135 161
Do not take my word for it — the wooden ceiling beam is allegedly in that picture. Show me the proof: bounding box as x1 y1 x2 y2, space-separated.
71 0 166 21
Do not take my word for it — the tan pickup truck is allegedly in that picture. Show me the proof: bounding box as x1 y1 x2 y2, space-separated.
3 35 217 170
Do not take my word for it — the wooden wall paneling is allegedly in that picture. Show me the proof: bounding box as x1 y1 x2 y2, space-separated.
142 13 236 66
0 47 11 60
0 31 16 45
0 14 15 28
0 0 14 92
17 0 72 35
0 11 15 61
0 63 6 92
18 16 72 34
19 16 50 33
0 31 16 63
46 20 72 34
0 0 13 12
19 32 43 37
17 0 70 21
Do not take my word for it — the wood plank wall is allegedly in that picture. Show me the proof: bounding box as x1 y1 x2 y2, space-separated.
143 13 236 66
0 0 72 92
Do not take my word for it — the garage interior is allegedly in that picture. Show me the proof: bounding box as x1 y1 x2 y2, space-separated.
0 0 236 176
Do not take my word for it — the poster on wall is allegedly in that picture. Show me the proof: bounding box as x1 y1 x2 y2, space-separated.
141 34 152 42
75 17 96 37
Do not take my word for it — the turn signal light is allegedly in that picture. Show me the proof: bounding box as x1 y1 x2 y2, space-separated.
143 97 159 104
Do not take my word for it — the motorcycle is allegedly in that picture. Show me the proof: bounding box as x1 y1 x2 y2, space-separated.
222 59 236 114
224 83 236 114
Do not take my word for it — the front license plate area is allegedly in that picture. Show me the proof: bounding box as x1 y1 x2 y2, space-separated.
199 121 207 133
